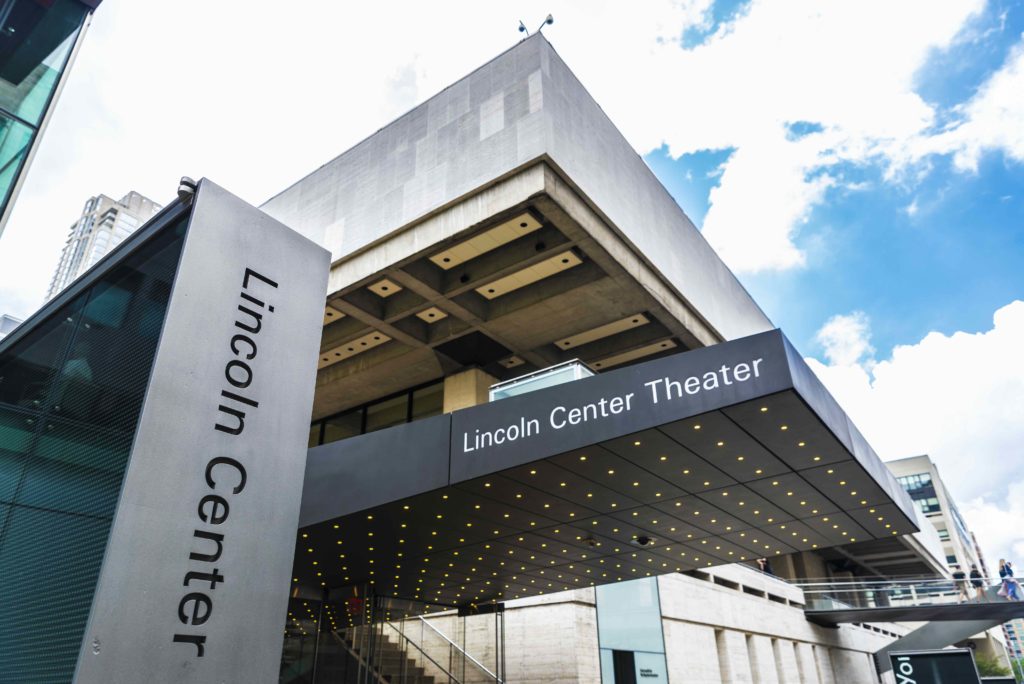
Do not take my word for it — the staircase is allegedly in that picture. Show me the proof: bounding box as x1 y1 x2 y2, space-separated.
329 626 436 684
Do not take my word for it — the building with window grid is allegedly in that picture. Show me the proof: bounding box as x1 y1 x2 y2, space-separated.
46 190 162 300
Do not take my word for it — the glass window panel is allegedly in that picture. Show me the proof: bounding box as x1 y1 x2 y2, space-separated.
0 212 187 682
365 394 408 433
322 411 362 444
0 504 110 680
596 577 666 653
0 112 33 211
411 382 443 420
0 0 88 125
308 422 321 448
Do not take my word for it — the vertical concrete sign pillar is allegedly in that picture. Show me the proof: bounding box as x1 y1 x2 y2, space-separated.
74 180 330 683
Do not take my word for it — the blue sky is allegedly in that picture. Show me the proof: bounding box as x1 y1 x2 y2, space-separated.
647 0 1024 360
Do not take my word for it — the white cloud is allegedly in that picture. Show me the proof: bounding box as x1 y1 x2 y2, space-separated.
815 311 874 366
933 35 1024 172
806 301 1024 564
0 1 1019 310
0 0 717 318
576 0 987 273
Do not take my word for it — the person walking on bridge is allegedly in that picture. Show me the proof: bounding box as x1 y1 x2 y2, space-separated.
952 565 970 603
970 564 987 602
999 559 1020 601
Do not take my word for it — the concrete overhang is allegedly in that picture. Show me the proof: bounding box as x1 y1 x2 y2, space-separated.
293 330 919 607
262 35 779 420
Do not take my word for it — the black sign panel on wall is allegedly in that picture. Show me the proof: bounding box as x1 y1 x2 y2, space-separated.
889 649 981 684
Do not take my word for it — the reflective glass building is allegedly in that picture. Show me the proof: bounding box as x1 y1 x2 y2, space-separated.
0 0 101 238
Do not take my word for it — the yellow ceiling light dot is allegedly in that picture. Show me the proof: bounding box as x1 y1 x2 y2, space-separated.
634 440 642 447
797 442 805 448
722 491 729 497
839 481 846 486
301 533 308 539
693 424 701 430
755 469 763 474
737 456 745 461
813 456 821 462
850 491 857 496
529 470 536 475
484 482 491 487
579 455 587 461
703 481 711 487
632 482 640 487
772 481 779 486
860 500 867 505
607 469 615 475
716 441 725 447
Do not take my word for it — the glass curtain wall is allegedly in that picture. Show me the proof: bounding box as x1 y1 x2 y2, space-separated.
0 214 187 682
0 0 92 231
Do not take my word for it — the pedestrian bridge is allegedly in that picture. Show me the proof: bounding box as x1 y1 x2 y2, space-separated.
800 576 1024 626
796 577 1024 674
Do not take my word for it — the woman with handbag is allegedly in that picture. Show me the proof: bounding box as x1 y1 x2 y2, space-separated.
999 559 1021 600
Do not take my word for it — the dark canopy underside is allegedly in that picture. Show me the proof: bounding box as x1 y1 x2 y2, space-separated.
292 330 920 607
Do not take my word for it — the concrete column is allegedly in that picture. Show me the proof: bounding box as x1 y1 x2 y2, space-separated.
716 630 754 683
747 635 780 684
664 621 721 684
772 638 801 684
443 368 496 412
795 642 820 684
813 644 837 684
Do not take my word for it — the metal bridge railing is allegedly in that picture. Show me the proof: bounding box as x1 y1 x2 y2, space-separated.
792 576 1014 612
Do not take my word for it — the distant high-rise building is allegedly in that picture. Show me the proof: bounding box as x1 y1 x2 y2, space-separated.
0 0 104 240
46 190 161 299
0 313 20 339
889 454 1012 667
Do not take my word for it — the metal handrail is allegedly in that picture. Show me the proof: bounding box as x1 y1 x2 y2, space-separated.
793 576 1004 588
416 615 504 683
381 620 463 684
